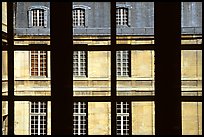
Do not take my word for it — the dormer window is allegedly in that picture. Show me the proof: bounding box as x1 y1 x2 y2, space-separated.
28 6 49 28
73 5 91 27
116 8 128 26
116 4 132 27
73 9 85 27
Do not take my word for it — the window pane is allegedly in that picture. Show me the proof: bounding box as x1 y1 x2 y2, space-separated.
73 2 111 46
116 2 154 45
2 101 8 135
73 51 111 96
182 102 202 135
181 2 202 44
88 102 111 135
14 101 51 135
2 51 8 96
181 50 202 96
14 51 51 96
132 101 155 135
117 50 155 96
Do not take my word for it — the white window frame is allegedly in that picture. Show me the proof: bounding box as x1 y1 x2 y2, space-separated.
73 51 87 77
116 102 130 135
117 50 130 76
30 102 47 135
28 6 49 28
30 51 47 77
73 102 86 135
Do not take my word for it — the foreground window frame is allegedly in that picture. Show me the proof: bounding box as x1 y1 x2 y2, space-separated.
2 2 202 135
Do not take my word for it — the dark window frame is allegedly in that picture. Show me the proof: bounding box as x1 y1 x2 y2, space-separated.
2 2 202 136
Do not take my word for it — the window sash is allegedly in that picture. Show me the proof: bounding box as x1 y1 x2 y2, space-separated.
30 51 47 77
30 102 47 135
73 102 86 135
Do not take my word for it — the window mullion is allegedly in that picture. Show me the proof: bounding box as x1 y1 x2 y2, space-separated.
120 51 123 76
78 102 81 135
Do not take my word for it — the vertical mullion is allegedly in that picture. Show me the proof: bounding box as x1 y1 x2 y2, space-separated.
7 2 14 135
111 1 117 135
155 2 181 135
51 2 73 135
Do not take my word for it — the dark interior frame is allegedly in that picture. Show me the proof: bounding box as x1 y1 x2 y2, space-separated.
1 1 202 135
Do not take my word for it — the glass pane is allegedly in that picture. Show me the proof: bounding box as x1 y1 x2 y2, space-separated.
117 50 155 96
181 50 202 96
14 2 50 46
14 51 51 96
14 101 51 135
181 2 202 44
73 51 111 96
88 102 111 135
2 101 8 135
132 101 155 135
116 2 154 45
182 102 202 135
73 2 111 46
2 51 8 96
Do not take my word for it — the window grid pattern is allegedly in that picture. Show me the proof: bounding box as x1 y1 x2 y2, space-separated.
73 51 86 76
73 102 86 135
32 9 44 27
73 9 85 27
31 51 47 77
116 102 130 135
116 8 128 26
117 50 129 76
30 102 47 135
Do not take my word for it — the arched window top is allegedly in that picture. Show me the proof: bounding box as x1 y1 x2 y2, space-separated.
116 4 132 9
73 5 91 10
28 5 49 11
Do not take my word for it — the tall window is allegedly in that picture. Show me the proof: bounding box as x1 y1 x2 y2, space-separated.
73 102 87 135
30 102 47 135
116 8 128 26
116 102 130 135
30 51 47 77
116 50 130 76
73 9 85 27
73 51 87 76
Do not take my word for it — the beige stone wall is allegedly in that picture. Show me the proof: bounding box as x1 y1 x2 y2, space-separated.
131 50 154 78
88 51 110 78
182 102 202 135
2 2 7 33
88 102 111 135
181 50 202 96
132 101 155 135
14 101 30 135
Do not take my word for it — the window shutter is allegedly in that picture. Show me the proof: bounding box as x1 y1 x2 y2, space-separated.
44 9 48 28
85 9 88 27
28 10 33 27
128 8 131 27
